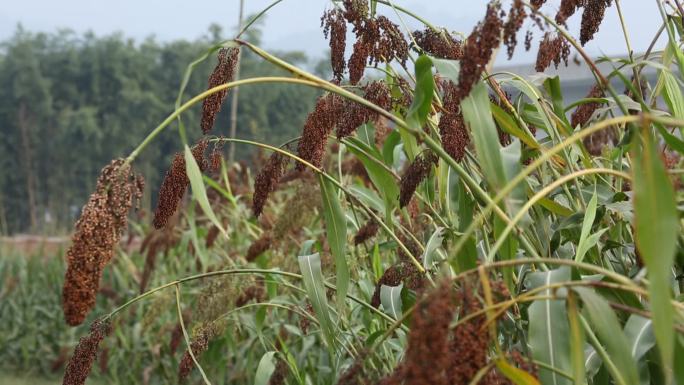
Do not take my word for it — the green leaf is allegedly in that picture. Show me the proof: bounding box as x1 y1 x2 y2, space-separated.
405 55 435 131
402 55 434 160
575 287 640 385
576 190 598 263
422 226 445 269
431 57 460 81
379 283 403 320
254 351 277 385
491 102 539 149
297 253 336 348
345 138 399 215
527 267 572 385
566 292 585 385
633 131 678 379
318 174 349 312
495 359 541 385
661 70 684 120
184 145 226 239
461 81 506 190
624 315 655 362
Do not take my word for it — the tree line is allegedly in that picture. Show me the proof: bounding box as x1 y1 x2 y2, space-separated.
0 24 322 234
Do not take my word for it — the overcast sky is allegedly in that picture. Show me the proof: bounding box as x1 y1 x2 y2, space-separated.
0 1 664 65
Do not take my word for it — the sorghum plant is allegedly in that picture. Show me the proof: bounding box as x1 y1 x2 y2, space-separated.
59 1 684 384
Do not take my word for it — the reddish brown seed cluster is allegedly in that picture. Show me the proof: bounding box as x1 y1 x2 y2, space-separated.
201 47 240 134
412 28 463 60
535 32 570 72
246 233 273 261
62 159 143 326
178 323 220 381
235 282 266 307
153 140 209 229
555 0 582 25
439 81 471 162
580 0 612 45
402 281 456 385
503 0 527 59
322 9 347 81
253 152 289 217
336 81 392 139
62 319 112 385
347 17 408 84
268 359 289 385
296 93 344 170
447 283 489 383
571 84 605 128
371 261 424 307
399 151 438 208
354 219 379 245
455 2 502 103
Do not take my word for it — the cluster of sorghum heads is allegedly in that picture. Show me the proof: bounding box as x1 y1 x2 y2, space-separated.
252 152 290 217
553 0 613 46
62 159 143 326
571 84 605 128
378 280 537 385
371 260 425 307
399 150 438 208
246 233 273 261
503 0 527 59
321 0 408 84
153 139 209 229
412 28 463 60
201 47 240 134
63 318 112 385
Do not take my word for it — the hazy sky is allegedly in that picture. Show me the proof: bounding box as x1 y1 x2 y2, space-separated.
0 1 664 65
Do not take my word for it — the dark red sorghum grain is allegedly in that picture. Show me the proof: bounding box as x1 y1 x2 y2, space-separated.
178 323 221 382
580 0 612 46
354 219 379 245
246 233 273 261
455 1 502 103
503 0 527 59
371 261 424 307
535 32 570 72
63 319 112 385
555 0 582 25
201 47 239 134
571 84 604 128
253 152 289 217
322 9 347 81
296 93 344 170
62 159 143 326
336 81 392 139
412 28 463 60
399 151 438 208
153 140 209 229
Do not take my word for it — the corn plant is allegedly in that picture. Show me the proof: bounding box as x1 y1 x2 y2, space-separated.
55 1 684 384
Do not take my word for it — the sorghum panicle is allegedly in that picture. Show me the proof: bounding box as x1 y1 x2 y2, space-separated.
62 319 112 385
322 9 347 81
252 152 289 217
412 28 463 60
201 47 239 134
399 151 438 208
535 32 570 72
296 93 344 170
153 139 208 229
62 159 143 326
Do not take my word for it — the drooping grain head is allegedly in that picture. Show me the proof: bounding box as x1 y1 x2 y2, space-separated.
178 324 216 382
322 9 347 81
296 93 344 170
571 84 605 128
252 152 289 217
63 319 112 385
371 260 424 308
353 219 379 245
555 0 583 25
153 139 208 229
535 32 570 72
246 233 273 261
580 0 613 46
413 28 463 60
201 47 240 135
503 0 527 59
399 150 438 208
456 1 503 103
62 159 143 326
336 80 391 139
